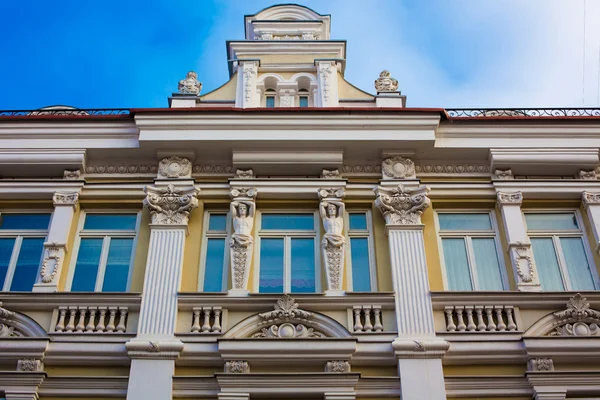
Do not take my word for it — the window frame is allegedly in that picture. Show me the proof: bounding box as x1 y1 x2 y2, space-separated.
435 210 508 291
344 209 378 291
198 210 231 292
66 210 141 292
524 208 599 290
297 88 311 108
252 210 322 293
0 210 52 291
264 88 277 108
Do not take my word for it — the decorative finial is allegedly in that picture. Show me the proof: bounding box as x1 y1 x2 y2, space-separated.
374 70 398 92
178 71 202 96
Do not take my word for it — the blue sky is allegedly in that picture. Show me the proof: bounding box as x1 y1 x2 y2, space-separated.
1 0 599 109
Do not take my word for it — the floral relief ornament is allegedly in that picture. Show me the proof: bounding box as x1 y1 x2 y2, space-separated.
0 302 22 337
178 71 202 95
143 184 199 225
549 293 600 337
374 184 430 225
157 156 192 179
39 243 64 283
496 191 523 205
382 156 416 179
582 191 600 205
374 70 399 92
253 295 324 338
52 192 79 206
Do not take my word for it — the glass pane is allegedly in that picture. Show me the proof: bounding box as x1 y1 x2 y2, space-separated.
531 238 565 290
350 237 371 291
560 237 595 290
208 214 227 231
262 214 314 230
0 214 51 230
438 213 492 231
442 238 473 290
84 214 137 230
266 96 275 108
203 238 226 292
525 213 578 231
472 238 504 290
71 238 103 291
101 238 133 292
291 238 315 293
10 238 44 291
299 96 309 107
259 238 284 293
349 213 368 230
0 238 15 289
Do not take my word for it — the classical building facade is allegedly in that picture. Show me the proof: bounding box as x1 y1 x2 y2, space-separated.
1 4 600 400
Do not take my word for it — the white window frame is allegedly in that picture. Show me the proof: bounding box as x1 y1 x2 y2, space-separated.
263 88 278 108
345 209 377 291
253 210 321 293
524 209 599 290
198 210 231 292
0 210 52 291
435 210 508 291
296 89 312 108
66 210 141 292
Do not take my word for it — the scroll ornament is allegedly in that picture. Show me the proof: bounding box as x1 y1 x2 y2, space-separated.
143 184 199 225
374 184 430 225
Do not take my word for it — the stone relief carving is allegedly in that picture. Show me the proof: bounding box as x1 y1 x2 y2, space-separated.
579 170 597 180
318 188 346 292
326 360 351 373
242 63 258 103
549 293 600 337
193 165 234 174
528 358 554 372
342 164 382 174
86 165 158 174
317 62 334 103
493 169 514 180
17 358 43 372
235 169 254 179
225 360 249 373
252 295 326 338
582 191 600 205
0 302 23 337
321 169 341 179
229 188 257 293
279 94 294 107
52 192 79 206
496 191 523 205
157 156 192 179
415 164 490 174
511 242 536 283
374 184 430 225
252 322 325 338
382 156 416 179
63 169 81 180
143 184 200 225
39 243 65 284
374 70 399 92
178 71 202 95
259 294 312 323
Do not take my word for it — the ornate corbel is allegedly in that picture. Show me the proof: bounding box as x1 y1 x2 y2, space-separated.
143 184 199 225
235 169 254 179
496 191 523 206
17 358 43 372
229 188 257 295
528 358 554 372
374 184 430 225
493 169 514 180
63 169 82 180
381 156 416 180
225 361 250 373
578 170 597 180
321 169 341 179
157 156 192 179
52 192 79 207
325 360 351 373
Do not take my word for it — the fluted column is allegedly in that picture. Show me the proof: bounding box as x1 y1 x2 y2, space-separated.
374 183 448 400
125 181 199 400
33 192 79 292
496 191 541 291
582 191 600 254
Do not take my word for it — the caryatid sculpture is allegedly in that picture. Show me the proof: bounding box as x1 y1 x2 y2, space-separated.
318 188 346 295
229 187 257 295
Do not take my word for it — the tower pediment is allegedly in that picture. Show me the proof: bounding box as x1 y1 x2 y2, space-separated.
244 4 331 41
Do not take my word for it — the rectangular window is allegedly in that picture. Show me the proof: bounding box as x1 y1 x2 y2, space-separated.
265 96 275 108
299 96 309 107
437 212 506 291
257 212 319 293
70 212 139 292
199 212 229 292
347 211 376 291
525 212 597 291
0 213 50 292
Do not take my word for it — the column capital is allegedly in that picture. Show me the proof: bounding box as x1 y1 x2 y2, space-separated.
496 191 523 206
582 190 600 207
374 184 430 225
52 191 79 207
143 184 199 226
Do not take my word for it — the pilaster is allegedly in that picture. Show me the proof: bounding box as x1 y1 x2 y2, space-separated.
316 61 339 107
33 192 79 293
374 182 448 400
496 191 541 291
235 60 260 108
582 191 600 254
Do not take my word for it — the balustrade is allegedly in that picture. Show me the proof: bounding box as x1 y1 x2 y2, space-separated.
444 305 517 332
190 306 223 334
54 306 129 333
351 305 384 333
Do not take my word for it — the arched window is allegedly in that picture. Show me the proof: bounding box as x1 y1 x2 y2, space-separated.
298 89 309 108
265 89 276 108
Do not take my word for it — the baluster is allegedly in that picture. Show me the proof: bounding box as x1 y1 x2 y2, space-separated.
495 306 506 331
475 306 486 331
191 308 201 333
444 307 456 332
212 307 222 333
353 307 363 332
363 306 373 332
96 307 107 333
75 307 87 333
116 308 128 333
455 307 466 331
202 308 211 333
465 306 476 331
55 307 67 332
65 307 77 332
505 306 517 331
485 306 496 331
106 307 117 332
372 306 383 332
86 307 97 333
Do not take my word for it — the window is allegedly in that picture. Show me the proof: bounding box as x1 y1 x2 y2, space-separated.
347 211 376 291
525 211 597 291
437 212 506 291
256 212 319 293
199 212 230 292
265 89 276 108
298 89 309 107
0 213 51 291
69 212 139 292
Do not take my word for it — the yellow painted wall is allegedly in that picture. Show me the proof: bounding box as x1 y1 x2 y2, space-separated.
181 200 205 292
337 74 375 100
58 204 81 291
45 366 129 376
200 74 237 101
371 202 392 291
443 365 526 376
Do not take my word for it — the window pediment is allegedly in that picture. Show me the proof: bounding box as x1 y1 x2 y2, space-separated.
526 293 600 337
0 303 47 338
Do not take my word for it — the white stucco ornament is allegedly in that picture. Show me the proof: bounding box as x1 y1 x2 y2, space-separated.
382 156 416 179
157 156 192 179
374 70 399 92
178 71 202 96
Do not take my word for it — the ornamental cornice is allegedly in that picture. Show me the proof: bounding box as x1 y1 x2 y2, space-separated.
143 184 199 226
374 184 430 225
52 192 79 206
496 191 523 205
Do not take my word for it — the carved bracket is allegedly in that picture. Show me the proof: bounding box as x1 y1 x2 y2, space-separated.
382 156 416 180
528 358 554 372
225 360 250 373
17 358 43 372
374 184 430 225
143 184 199 226
157 156 192 179
53 192 79 207
325 360 351 373
496 191 523 206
